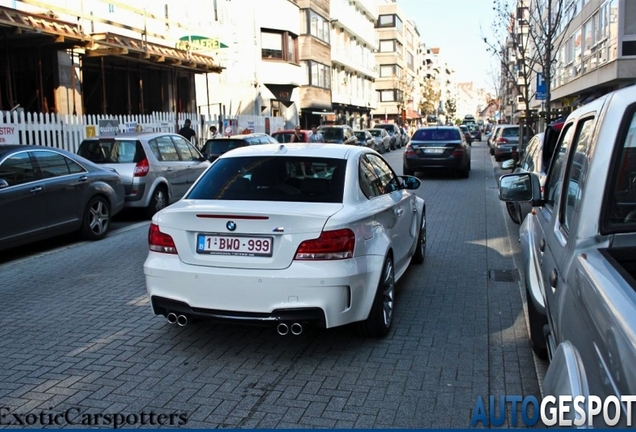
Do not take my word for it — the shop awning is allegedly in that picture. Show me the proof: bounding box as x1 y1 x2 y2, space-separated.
406 109 421 120
87 32 223 73
0 5 91 45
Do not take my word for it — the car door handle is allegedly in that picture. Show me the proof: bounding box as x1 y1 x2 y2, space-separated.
395 207 404 217
78 175 88 183
30 186 43 194
166 167 173 172
549 268 558 289
539 239 545 252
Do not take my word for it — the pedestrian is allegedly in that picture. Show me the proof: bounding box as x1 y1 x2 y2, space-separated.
209 125 221 139
308 125 324 143
178 119 197 144
290 126 304 143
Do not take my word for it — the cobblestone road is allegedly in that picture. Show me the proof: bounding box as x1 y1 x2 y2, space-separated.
0 141 543 428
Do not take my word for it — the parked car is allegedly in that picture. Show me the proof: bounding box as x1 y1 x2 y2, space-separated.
365 128 391 153
317 125 358 145
201 133 278 162
492 125 520 161
503 118 565 225
77 132 209 218
467 124 481 141
497 85 636 427
374 123 402 150
354 130 375 148
272 129 310 143
400 127 410 147
144 143 426 337
488 124 506 154
0 145 125 251
403 126 471 178
458 125 473 145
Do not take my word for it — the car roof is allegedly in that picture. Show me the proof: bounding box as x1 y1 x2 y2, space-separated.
81 132 178 141
0 144 71 156
218 143 365 160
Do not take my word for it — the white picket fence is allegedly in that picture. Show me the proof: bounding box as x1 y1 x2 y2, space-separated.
0 111 285 153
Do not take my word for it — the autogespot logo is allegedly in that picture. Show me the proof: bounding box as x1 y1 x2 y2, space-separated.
471 395 636 427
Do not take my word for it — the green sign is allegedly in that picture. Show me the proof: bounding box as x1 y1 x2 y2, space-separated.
176 35 228 51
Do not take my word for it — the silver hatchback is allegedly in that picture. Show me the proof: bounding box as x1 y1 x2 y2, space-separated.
78 132 210 218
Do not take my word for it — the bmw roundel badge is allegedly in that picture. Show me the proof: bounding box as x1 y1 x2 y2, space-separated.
226 220 236 231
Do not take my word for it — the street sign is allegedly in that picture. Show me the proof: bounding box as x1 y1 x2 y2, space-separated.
536 73 546 101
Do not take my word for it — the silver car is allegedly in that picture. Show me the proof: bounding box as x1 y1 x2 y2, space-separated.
365 128 391 153
78 132 210 218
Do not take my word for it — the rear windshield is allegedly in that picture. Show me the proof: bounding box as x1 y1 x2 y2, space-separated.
368 130 382 137
501 127 519 137
78 139 144 163
201 139 248 156
319 128 344 141
354 132 367 139
375 125 395 134
412 129 461 141
187 156 346 203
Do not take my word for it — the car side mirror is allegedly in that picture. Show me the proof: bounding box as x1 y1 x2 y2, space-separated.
0 178 9 189
498 172 542 204
399 175 421 190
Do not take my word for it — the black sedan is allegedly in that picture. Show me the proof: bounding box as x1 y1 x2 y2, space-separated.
402 126 471 178
0 145 125 252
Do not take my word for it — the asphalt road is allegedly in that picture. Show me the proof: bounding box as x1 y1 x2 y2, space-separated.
0 141 546 428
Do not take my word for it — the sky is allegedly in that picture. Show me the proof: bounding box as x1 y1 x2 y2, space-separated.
398 0 500 92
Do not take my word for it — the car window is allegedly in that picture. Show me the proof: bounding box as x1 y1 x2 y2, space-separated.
359 155 383 198
605 108 636 232
33 151 85 178
544 123 575 210
203 139 248 155
0 152 37 186
561 118 594 234
501 127 519 137
171 136 199 161
319 128 344 141
520 137 538 172
187 156 347 203
412 129 461 141
78 139 143 164
154 136 180 161
366 154 400 194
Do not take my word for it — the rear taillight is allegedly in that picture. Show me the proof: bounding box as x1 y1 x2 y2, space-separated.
148 223 177 254
452 147 464 157
295 229 355 260
404 145 416 156
134 158 150 177
497 137 509 144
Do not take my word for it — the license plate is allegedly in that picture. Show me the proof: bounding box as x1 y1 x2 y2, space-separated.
424 148 445 154
196 234 273 257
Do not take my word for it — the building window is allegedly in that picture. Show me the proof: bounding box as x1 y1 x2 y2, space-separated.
379 39 403 55
377 14 403 33
378 89 402 102
261 30 298 63
108 4 114 13
305 61 331 89
407 52 414 70
624 0 636 35
306 10 330 44
380 64 402 78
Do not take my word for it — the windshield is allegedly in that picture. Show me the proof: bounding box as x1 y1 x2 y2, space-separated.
354 132 366 140
202 139 248 155
78 139 144 164
375 125 395 135
318 128 344 141
368 130 382 137
187 156 347 203
412 129 461 141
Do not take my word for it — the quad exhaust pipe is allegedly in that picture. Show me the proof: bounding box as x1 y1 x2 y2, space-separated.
277 322 303 336
166 312 189 327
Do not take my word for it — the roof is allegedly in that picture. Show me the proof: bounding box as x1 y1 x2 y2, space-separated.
218 143 365 160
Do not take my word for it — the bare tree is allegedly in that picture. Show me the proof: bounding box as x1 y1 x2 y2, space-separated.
484 0 574 137
393 73 417 125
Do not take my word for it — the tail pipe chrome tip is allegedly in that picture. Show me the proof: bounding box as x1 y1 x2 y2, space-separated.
290 322 303 336
167 312 178 325
277 323 289 336
176 315 188 327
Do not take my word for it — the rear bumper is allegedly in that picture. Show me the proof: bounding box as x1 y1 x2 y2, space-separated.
144 253 385 329
403 154 465 170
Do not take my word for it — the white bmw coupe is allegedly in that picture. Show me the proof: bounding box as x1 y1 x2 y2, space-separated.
144 143 426 337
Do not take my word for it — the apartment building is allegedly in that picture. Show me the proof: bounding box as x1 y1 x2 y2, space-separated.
370 0 408 125
0 0 222 116
550 0 634 110
330 0 378 129
195 0 302 128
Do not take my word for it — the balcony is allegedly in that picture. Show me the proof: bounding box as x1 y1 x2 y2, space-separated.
330 0 376 47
